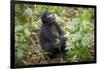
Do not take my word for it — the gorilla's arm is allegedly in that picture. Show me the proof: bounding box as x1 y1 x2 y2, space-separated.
54 23 66 50
54 23 64 36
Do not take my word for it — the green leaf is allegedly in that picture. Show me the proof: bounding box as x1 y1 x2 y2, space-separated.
20 43 27 51
82 20 90 33
19 16 27 24
65 45 72 50
84 25 89 33
55 14 65 24
71 33 82 43
22 60 27 64
24 28 31 37
16 49 23 60
23 8 33 18
81 34 89 47
15 25 24 32
82 9 92 20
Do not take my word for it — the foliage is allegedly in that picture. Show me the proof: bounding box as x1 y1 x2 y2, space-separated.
15 4 95 65
65 8 94 62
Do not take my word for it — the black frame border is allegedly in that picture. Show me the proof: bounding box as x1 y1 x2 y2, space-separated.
10 1 97 68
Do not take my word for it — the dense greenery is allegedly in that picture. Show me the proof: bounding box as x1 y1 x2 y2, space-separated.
15 4 95 65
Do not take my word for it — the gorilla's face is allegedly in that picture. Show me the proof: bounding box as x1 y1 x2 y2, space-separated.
41 12 56 25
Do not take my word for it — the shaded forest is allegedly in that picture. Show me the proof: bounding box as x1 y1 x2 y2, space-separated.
15 4 95 65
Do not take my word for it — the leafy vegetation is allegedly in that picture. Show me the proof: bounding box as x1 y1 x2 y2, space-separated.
15 4 95 65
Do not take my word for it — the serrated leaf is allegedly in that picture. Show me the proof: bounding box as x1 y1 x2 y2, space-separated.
81 34 89 47
72 34 81 43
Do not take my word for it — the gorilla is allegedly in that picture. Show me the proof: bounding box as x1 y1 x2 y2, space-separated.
39 12 66 58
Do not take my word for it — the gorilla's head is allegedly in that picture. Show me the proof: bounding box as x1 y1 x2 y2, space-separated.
41 12 56 25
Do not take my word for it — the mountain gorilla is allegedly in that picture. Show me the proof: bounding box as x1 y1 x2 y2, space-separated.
39 12 66 58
